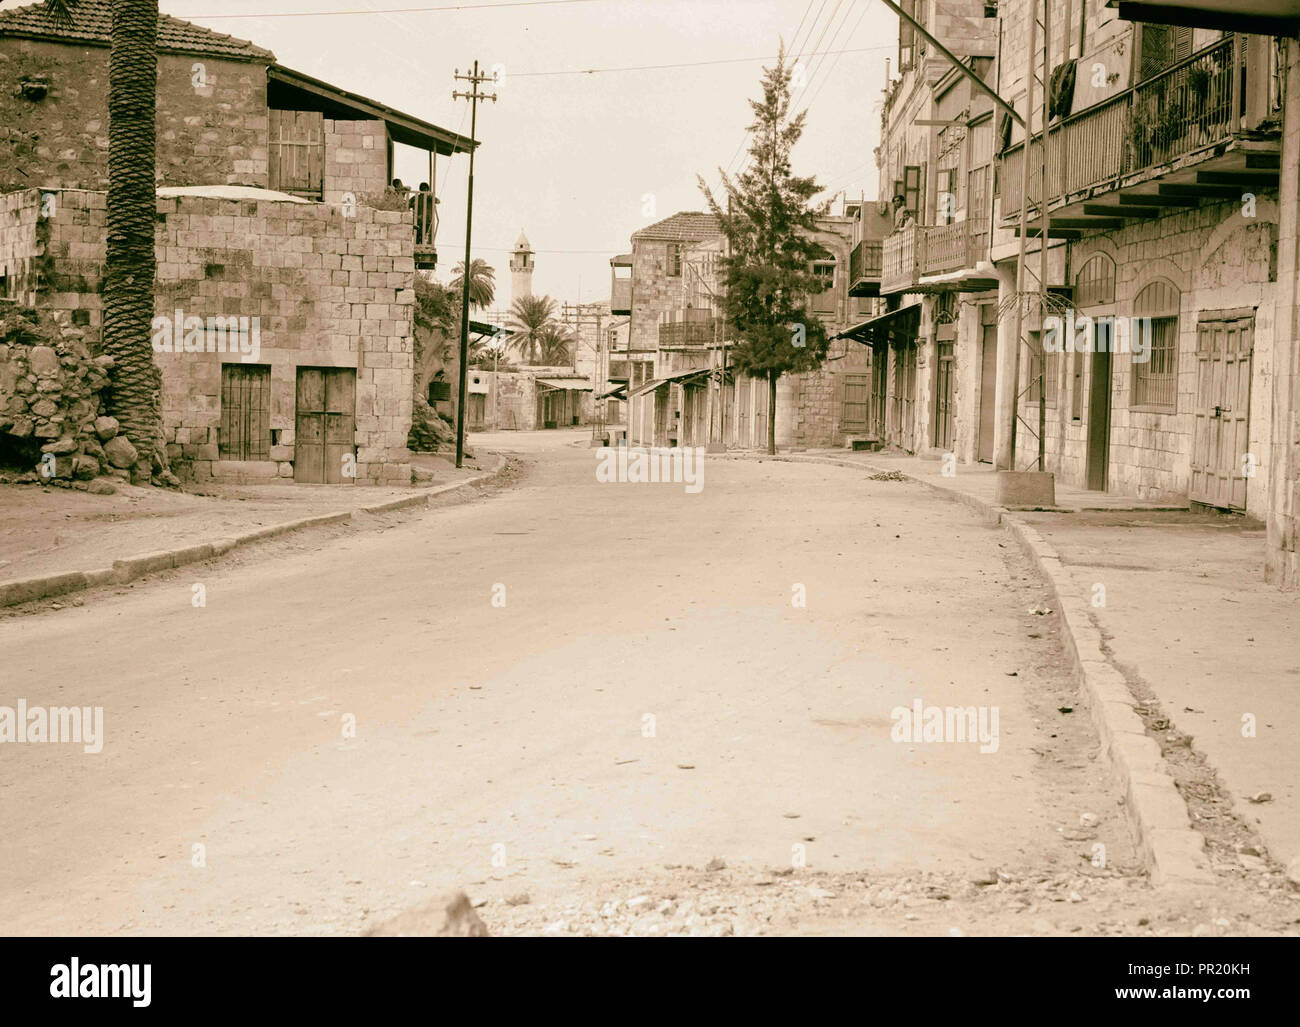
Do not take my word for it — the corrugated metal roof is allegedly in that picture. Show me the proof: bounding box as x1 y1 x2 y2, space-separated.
0 0 275 61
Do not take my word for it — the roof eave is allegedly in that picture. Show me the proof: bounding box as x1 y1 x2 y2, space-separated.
268 64 476 156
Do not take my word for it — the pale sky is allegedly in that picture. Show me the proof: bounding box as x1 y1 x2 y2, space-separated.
37 0 902 306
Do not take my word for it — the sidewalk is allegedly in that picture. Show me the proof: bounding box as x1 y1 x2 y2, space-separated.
749 446 1299 882
0 451 500 607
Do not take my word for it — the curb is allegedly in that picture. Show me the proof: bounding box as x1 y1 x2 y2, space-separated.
721 449 1214 887
0 454 508 610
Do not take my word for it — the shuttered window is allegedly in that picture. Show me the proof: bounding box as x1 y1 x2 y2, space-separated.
1133 280 1181 411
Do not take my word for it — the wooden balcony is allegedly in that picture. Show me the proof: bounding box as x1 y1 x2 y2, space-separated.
999 34 1281 238
848 238 883 297
881 219 995 295
658 317 723 349
413 195 438 270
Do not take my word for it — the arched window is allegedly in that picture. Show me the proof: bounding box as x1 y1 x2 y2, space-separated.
1132 279 1181 411
1074 254 1116 308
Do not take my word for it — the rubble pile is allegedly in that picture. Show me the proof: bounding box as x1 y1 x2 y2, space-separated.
0 305 126 493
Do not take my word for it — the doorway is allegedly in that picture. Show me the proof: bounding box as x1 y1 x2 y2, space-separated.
1191 313 1254 510
977 316 998 463
294 367 356 484
1086 321 1112 491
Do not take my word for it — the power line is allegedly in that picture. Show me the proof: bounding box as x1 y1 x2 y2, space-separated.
513 42 893 79
802 0 870 111
178 0 604 19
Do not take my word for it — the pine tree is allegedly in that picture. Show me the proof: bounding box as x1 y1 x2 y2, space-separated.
699 43 830 454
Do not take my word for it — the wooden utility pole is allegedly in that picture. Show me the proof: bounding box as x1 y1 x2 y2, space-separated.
561 301 607 443
452 61 496 468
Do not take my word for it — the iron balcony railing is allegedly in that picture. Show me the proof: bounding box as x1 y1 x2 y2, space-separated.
1001 35 1245 219
849 238 883 284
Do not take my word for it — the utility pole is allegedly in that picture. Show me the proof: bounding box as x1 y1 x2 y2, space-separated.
452 61 496 468
561 301 607 444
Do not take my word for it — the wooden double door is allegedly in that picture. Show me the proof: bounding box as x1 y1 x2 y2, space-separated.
295 367 356 484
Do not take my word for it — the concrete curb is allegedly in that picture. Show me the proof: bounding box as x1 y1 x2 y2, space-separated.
721 449 1214 887
0 454 508 610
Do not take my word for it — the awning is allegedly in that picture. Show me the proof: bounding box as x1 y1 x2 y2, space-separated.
834 304 921 346
468 319 498 339
268 65 476 155
536 378 592 392
597 383 627 400
628 367 710 399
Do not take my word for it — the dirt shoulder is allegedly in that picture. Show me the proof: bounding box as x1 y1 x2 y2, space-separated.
0 452 490 584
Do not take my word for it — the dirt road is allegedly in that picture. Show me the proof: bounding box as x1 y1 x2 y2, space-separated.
2 433 1294 935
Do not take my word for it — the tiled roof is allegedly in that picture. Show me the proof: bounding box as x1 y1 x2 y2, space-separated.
0 0 275 61
632 211 721 242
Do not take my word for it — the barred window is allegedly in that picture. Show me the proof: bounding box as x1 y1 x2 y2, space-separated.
1045 350 1059 407
1075 254 1116 308
1132 280 1180 411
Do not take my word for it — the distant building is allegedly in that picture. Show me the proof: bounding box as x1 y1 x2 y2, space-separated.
510 230 534 305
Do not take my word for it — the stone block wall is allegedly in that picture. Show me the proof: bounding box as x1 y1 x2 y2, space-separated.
1015 198 1279 513
4 187 416 484
323 119 389 208
0 39 270 192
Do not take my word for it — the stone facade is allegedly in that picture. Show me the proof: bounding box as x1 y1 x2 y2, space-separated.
323 119 389 208
0 40 272 193
0 187 415 484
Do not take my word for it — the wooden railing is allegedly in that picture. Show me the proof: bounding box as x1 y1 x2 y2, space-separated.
850 238 883 283
659 318 722 349
880 218 988 292
1001 35 1243 218
882 222 921 294
924 218 987 277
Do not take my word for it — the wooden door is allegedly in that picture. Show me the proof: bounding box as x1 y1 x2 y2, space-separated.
268 110 324 199
901 344 917 452
870 342 888 437
841 373 869 434
977 323 998 463
220 364 270 460
295 368 356 484
1191 316 1253 510
1086 336 1112 491
934 341 955 451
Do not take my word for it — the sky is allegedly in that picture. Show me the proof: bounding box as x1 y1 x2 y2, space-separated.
24 0 902 308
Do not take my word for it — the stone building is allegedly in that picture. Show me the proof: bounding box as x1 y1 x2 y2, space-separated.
0 0 473 484
462 366 592 431
614 210 867 450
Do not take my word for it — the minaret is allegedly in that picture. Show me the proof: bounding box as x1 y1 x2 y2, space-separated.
509 230 534 304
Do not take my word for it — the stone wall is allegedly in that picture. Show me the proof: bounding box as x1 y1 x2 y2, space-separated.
1015 198 1279 513
1 187 416 484
323 119 389 208
0 39 270 192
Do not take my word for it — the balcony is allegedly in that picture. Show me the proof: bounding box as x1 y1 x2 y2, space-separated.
848 239 883 297
999 34 1280 239
659 317 723 349
881 219 995 295
413 195 438 270
610 254 633 315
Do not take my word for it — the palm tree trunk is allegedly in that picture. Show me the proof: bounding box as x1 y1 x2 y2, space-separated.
767 370 777 455
104 0 166 484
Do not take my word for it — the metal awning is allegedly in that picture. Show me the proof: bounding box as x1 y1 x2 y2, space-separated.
536 378 592 392
628 367 710 398
597 383 627 400
1105 0 1300 34
834 304 921 346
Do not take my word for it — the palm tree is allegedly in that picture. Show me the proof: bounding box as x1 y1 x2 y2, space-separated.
506 294 557 364
537 323 572 366
43 0 167 484
449 258 496 310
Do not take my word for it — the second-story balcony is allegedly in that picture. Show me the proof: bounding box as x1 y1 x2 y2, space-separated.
999 34 1280 240
881 218 996 296
659 316 724 349
848 239 883 297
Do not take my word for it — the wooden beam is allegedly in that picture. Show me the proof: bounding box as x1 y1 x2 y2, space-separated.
1158 183 1243 200
1017 226 1084 240
1196 170 1279 188
1246 153 1282 170
1046 217 1126 230
1119 191 1198 208
1082 203 1161 219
